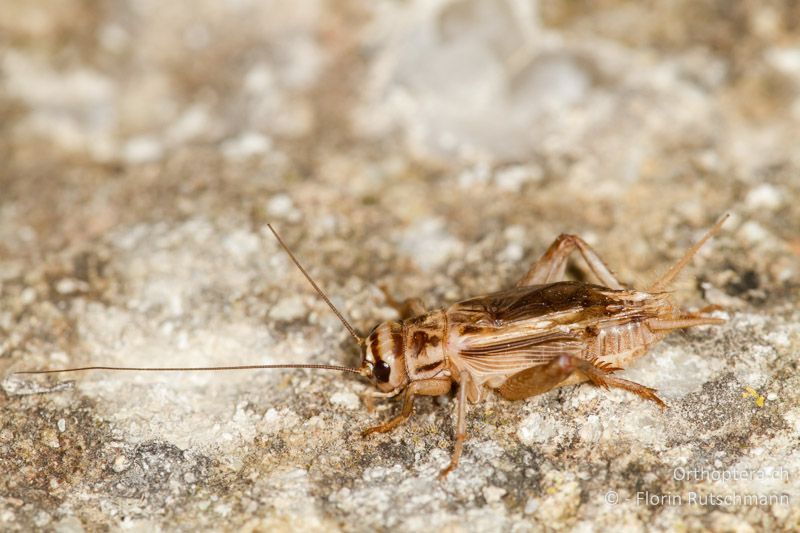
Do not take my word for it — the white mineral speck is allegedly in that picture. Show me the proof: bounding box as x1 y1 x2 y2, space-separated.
398 218 463 271
504 225 526 243
738 220 772 244
53 516 85 533
765 46 800 77
500 243 524 262
55 279 80 294
578 415 601 442
20 287 37 304
112 455 130 473
517 413 557 445
786 409 800 435
745 184 783 210
214 503 232 517
269 296 307 321
34 511 51 527
458 164 491 189
223 230 260 264
122 136 164 164
330 391 360 410
167 105 210 144
266 194 297 218
222 131 272 159
767 392 778 401
483 486 506 503
42 429 59 448
57 418 66 433
495 165 543 192
244 64 274 93
99 24 128 52
262 408 281 431
524 497 540 514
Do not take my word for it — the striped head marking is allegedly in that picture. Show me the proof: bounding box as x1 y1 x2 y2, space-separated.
363 321 408 392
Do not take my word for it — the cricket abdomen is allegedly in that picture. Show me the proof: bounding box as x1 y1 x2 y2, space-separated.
587 319 663 368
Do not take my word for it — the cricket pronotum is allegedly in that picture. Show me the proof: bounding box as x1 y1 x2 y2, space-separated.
17 215 729 477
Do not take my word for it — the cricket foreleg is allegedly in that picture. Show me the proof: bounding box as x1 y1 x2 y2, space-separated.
516 234 624 289
361 388 403 413
361 379 451 437
439 373 471 479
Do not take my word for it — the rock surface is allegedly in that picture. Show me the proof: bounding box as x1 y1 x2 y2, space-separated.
1 1 799 531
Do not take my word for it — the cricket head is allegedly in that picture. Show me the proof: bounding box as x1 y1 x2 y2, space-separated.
361 321 409 392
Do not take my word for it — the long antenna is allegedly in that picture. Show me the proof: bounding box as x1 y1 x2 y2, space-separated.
649 213 729 292
14 363 364 375
14 225 368 377
267 223 363 344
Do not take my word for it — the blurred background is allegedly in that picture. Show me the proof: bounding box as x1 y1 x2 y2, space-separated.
1 1 799 531
1 0 798 252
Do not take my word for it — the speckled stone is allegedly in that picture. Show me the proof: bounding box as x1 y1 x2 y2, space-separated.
1 1 799 531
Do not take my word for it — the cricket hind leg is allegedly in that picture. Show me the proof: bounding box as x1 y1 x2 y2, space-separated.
497 355 581 401
516 234 624 289
498 355 666 407
361 379 451 437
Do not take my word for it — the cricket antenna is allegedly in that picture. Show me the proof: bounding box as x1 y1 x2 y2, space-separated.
649 213 729 292
14 225 368 377
267 224 364 345
14 363 365 376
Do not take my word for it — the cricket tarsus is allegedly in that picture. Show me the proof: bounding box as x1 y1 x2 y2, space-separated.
267 223 363 344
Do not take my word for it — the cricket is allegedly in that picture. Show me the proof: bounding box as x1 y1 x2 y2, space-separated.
17 215 729 478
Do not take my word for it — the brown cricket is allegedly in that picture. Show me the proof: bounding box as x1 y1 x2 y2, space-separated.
17 215 729 477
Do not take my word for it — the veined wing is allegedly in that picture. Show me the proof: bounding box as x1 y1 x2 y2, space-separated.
449 281 618 326
451 327 584 375
446 281 660 377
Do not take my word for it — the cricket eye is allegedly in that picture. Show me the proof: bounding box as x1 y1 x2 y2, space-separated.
373 360 391 383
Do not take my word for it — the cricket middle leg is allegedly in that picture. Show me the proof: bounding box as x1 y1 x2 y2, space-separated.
379 284 427 319
439 373 472 479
